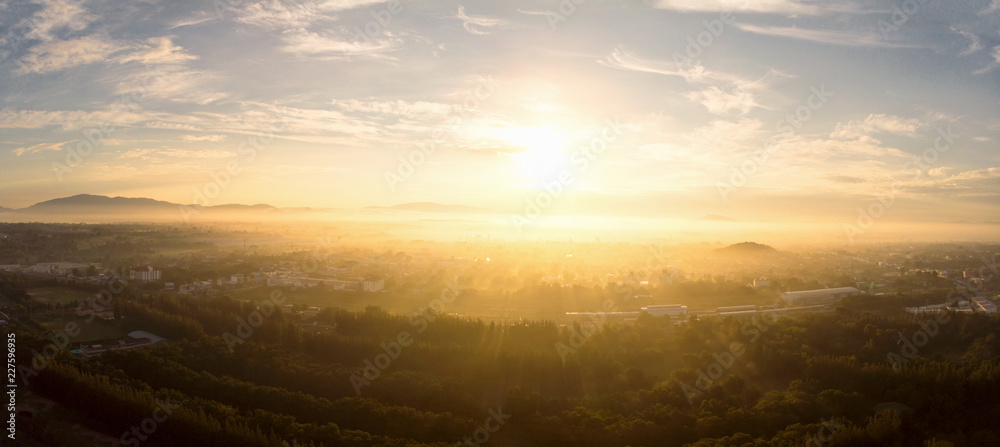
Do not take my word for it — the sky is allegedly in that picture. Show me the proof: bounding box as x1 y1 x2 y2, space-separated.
0 0 998 225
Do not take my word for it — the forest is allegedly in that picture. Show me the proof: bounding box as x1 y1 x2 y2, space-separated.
4 273 999 447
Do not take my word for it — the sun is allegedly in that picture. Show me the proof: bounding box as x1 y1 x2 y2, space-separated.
502 126 571 186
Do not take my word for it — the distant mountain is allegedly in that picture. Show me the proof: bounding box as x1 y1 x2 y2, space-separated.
207 203 277 211
0 205 10 213
16 195 285 212
24 194 177 212
367 202 488 214
715 241 778 256
3 195 488 221
701 214 738 222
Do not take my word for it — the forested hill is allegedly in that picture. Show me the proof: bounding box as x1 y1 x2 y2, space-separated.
5 278 1000 446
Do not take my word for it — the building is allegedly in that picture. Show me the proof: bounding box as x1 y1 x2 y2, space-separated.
905 304 948 315
780 287 861 306
0 265 19 272
230 274 245 285
658 269 684 286
27 262 91 276
362 278 385 292
642 304 688 317
717 305 757 313
129 265 161 282
972 297 998 314
752 278 771 288
71 331 166 359
564 304 689 320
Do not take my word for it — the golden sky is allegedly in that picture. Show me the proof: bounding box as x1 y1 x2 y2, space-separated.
1 0 998 227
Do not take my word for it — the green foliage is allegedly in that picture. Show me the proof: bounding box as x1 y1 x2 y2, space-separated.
13 290 1000 446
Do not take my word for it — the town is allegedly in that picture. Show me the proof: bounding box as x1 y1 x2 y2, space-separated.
1 223 997 358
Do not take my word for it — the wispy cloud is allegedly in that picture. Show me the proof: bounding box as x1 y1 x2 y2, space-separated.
17 36 122 74
448 6 507 35
973 46 1000 74
331 98 452 119
168 15 214 29
651 0 820 15
280 28 403 59
830 114 924 140
317 0 387 13
952 27 984 56
227 0 387 31
686 87 760 115
120 148 237 159
113 66 228 104
735 24 924 48
979 0 1000 16
233 0 328 30
598 46 715 82
10 140 73 156
600 47 789 115
18 0 97 42
181 134 228 142
118 37 198 65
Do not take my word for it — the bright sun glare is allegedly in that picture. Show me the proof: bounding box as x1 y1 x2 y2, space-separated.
504 126 570 185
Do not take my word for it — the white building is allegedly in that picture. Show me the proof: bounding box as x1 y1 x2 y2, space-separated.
905 304 948 315
129 265 161 282
362 278 385 292
717 305 757 313
27 262 91 276
752 278 771 288
642 304 688 317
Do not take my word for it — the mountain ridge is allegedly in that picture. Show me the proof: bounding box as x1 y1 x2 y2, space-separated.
7 194 483 215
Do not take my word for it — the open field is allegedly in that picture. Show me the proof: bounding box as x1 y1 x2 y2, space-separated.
40 317 125 343
28 286 95 305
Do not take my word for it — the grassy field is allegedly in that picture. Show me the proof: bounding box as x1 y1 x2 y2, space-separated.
41 317 125 343
28 286 95 305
